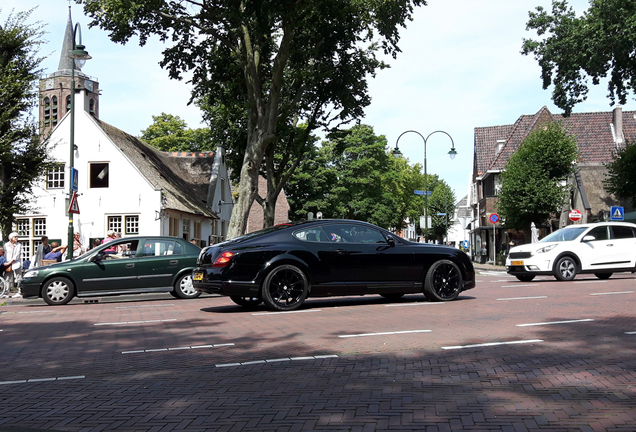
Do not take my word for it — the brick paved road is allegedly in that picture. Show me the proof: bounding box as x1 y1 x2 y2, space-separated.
0 269 635 431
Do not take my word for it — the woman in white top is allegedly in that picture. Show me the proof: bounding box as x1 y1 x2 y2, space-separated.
4 232 22 294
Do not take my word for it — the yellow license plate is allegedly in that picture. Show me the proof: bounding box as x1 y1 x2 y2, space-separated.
511 261 524 266
193 272 203 281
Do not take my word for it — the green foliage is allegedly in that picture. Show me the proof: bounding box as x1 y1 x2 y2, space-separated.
0 9 53 238
497 122 578 231
604 140 636 207
523 0 636 115
427 181 456 242
140 113 212 152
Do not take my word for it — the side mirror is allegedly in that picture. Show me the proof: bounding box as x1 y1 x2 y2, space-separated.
387 236 396 247
582 235 595 242
90 251 105 262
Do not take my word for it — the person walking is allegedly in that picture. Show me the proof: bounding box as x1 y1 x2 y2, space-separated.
4 232 23 297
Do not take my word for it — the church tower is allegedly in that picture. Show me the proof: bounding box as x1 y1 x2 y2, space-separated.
39 7 100 136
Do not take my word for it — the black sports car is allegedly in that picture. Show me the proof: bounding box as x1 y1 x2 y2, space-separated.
193 219 476 311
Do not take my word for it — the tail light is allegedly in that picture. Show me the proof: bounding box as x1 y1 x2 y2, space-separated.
213 251 234 267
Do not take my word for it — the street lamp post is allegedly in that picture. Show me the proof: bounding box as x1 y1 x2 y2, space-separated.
392 130 457 243
67 24 91 260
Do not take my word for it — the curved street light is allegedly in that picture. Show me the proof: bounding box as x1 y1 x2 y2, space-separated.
392 130 457 242
67 23 91 260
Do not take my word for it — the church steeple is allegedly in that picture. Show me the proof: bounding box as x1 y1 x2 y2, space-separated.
39 6 100 135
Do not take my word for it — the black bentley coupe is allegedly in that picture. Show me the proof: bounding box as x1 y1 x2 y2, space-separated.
193 219 475 311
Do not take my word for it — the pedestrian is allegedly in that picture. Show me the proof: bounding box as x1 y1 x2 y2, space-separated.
44 242 68 262
102 230 117 254
4 232 23 296
31 235 50 268
0 246 6 277
92 238 101 250
72 232 85 258
190 238 197 246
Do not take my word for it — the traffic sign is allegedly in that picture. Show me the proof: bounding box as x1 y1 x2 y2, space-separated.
568 209 582 222
489 213 499 224
610 206 624 220
68 191 80 214
71 168 78 192
437 213 446 216
414 190 431 195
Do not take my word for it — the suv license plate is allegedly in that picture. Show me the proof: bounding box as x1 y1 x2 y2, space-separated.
511 260 524 266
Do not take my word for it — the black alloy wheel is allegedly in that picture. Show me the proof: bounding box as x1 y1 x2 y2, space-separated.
424 260 463 302
261 264 308 311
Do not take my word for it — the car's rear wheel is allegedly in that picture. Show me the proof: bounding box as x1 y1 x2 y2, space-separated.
554 256 577 281
515 275 535 282
173 274 201 299
261 264 308 311
380 293 405 301
424 260 462 302
42 277 74 305
594 273 612 280
230 296 262 309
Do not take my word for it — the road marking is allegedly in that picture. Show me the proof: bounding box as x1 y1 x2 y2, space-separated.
516 318 594 327
625 331 636 335
385 302 444 307
442 339 543 350
496 279 516 282
251 309 321 316
338 329 431 338
589 291 634 296
501 284 534 288
115 304 175 309
216 354 338 368
0 375 85 385
17 310 54 314
574 280 607 284
496 296 548 301
94 319 177 326
122 343 234 354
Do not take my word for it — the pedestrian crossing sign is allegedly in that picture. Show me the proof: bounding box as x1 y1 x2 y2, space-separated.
68 191 80 215
610 206 624 221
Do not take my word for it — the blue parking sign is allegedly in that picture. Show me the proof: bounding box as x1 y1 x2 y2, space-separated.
610 206 624 220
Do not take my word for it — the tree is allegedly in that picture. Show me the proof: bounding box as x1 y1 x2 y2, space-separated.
0 9 53 238
427 181 455 242
604 140 636 207
523 0 636 115
79 0 425 238
140 113 212 152
497 122 578 236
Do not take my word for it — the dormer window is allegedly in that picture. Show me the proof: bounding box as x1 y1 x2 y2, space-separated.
496 139 505 154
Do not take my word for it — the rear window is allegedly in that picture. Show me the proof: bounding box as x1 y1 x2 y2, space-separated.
612 225 634 239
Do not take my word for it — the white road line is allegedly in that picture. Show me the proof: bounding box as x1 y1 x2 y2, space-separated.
385 302 444 307
574 280 608 284
251 309 321 316
17 310 54 314
0 375 85 385
516 318 594 327
122 343 234 354
625 331 636 335
496 279 516 282
442 339 543 350
501 284 534 288
115 304 175 309
94 319 177 326
216 354 338 368
339 329 431 338
496 296 548 301
589 291 634 296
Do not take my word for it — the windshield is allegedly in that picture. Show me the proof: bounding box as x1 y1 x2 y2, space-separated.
540 227 588 242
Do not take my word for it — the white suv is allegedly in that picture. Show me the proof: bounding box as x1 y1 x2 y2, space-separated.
506 222 636 282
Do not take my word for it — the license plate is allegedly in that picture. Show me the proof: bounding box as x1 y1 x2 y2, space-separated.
511 260 524 266
193 272 203 281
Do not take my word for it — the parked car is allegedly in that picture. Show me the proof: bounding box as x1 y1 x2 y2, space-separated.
193 219 476 311
506 221 636 282
21 236 201 305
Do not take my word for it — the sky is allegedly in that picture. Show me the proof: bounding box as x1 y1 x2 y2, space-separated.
5 0 635 202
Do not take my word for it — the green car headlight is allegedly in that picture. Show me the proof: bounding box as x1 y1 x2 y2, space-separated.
23 270 39 279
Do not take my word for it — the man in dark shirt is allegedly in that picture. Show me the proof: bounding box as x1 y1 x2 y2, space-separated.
44 243 68 262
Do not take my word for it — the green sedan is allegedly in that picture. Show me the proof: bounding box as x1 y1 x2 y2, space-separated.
21 236 202 305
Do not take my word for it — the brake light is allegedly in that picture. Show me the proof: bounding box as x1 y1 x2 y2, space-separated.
213 251 234 267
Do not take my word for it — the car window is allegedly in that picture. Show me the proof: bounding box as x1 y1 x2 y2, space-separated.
320 224 387 244
586 226 609 241
102 240 139 259
540 227 587 242
612 225 634 239
141 240 180 257
294 228 328 242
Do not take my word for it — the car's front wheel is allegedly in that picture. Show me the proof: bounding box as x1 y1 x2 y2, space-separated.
261 264 308 311
424 260 462 302
594 273 612 280
42 277 75 305
515 275 536 282
554 256 577 281
173 274 201 299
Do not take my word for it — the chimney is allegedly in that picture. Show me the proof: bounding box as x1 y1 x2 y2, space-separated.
613 106 624 146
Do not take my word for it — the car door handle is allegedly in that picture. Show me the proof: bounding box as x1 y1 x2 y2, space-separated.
126 263 135 268
169 260 178 264
606 244 614 247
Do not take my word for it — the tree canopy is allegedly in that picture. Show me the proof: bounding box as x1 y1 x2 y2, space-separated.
604 140 636 208
140 113 212 152
523 0 636 115
78 0 425 238
0 9 53 238
497 122 578 233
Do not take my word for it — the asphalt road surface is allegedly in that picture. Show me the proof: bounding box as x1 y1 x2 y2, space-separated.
1 269 635 431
